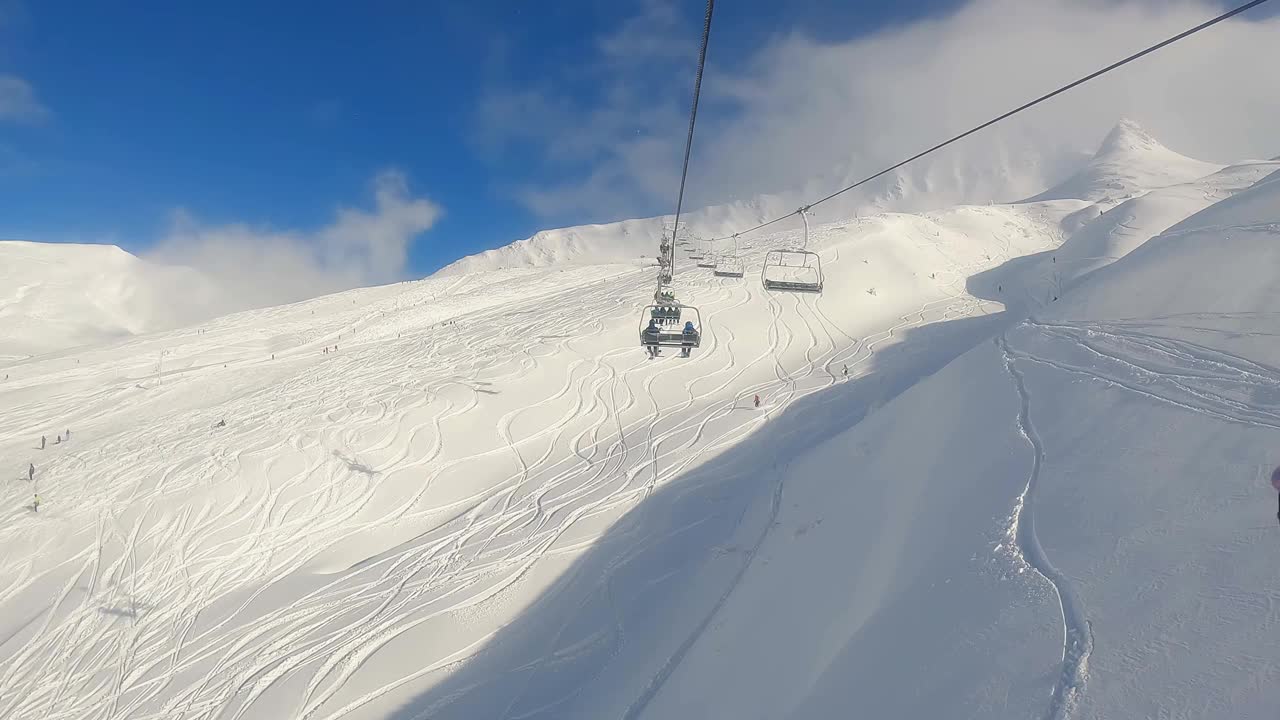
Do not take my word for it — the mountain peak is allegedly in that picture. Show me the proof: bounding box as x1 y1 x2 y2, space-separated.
1027 119 1221 204
1094 118 1164 159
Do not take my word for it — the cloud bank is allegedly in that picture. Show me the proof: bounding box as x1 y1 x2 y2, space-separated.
147 170 441 315
480 0 1280 225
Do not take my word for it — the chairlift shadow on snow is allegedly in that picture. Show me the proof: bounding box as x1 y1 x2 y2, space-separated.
99 599 154 620
331 450 378 477
385 305 1018 719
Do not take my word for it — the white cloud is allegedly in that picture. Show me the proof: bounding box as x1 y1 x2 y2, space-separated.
0 74 49 123
597 0 688 66
482 0 1280 224
147 169 441 315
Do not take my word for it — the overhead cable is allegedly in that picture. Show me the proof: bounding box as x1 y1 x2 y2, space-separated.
669 0 716 253
713 0 1272 242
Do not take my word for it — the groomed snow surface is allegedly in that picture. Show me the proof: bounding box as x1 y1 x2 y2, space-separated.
3 123 1280 719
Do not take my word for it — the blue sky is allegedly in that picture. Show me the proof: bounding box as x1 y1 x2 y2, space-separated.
1 0 1275 283
0 0 965 275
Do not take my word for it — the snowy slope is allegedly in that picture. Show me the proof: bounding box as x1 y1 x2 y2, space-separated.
0 241 220 360
1048 159 1280 287
628 171 1280 719
0 197 1078 719
3 125 1277 720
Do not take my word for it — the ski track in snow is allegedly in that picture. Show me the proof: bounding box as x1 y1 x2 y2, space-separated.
999 334 1092 720
0 214 1061 719
990 304 1280 719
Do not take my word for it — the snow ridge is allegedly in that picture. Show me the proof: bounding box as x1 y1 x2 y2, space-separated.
999 332 1092 720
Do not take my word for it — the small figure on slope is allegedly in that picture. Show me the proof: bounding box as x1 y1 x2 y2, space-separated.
28 463 34 482
40 435 45 450
32 494 40 513
1272 466 1280 523
753 394 761 409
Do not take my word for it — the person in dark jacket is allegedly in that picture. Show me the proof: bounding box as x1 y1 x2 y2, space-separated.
643 319 661 358
1272 466 1280 523
681 321 697 357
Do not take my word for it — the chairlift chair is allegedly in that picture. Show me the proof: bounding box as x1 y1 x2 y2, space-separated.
640 303 703 354
695 237 717 268
761 208 823 293
761 249 823 293
714 235 745 278
714 256 744 278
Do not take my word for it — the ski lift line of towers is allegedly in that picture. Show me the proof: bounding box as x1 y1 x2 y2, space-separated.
643 220 703 356
640 209 825 356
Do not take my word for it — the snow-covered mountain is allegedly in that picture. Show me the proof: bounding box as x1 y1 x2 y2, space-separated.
437 128 1093 276
1029 118 1223 205
0 241 220 360
1043 158 1280 291
3 120 1279 719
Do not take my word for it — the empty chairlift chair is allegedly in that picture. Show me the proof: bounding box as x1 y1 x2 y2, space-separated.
686 234 704 261
761 249 823 292
697 254 717 269
714 235 745 278
761 208 823 293
714 256 744 277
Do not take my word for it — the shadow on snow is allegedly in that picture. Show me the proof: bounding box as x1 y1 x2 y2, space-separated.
384 307 1017 720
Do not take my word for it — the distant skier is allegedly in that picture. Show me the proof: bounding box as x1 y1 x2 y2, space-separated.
32 494 40 513
65 429 71 440
40 436 45 450
753 394 761 408
842 365 848 379
28 463 34 482
55 435 61 445
1272 466 1280 523
214 419 226 428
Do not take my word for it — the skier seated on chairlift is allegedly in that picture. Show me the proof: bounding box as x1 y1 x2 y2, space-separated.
644 319 661 357
681 320 697 357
